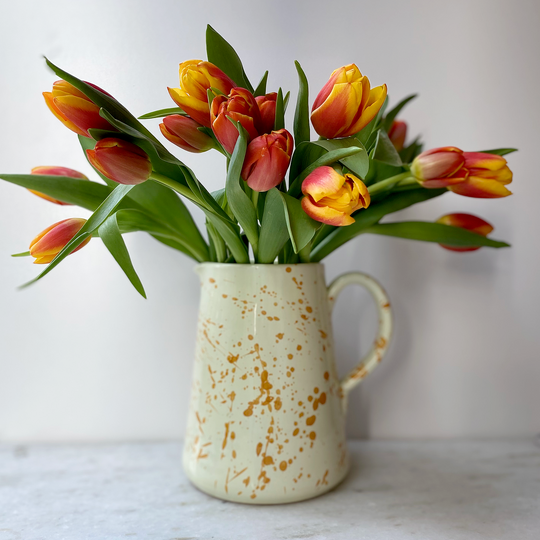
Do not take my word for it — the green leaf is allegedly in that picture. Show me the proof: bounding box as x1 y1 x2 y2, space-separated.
476 148 518 156
258 188 290 263
206 25 254 92
225 122 259 257
21 184 135 287
12 251 30 257
311 188 445 261
278 191 320 253
205 219 227 263
0 173 113 210
283 91 290 112
289 146 367 197
254 71 269 97
356 96 388 146
289 141 325 184
381 94 417 133
98 213 146 298
364 221 510 248
274 88 285 131
293 61 310 147
313 138 369 179
138 107 186 120
370 130 403 167
399 137 423 164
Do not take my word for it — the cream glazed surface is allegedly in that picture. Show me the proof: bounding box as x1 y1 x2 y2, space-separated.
183 263 392 504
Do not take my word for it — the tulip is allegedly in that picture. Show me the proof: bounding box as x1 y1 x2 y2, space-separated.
241 129 294 192
255 92 277 134
29 218 90 264
301 166 370 226
210 88 262 154
410 147 467 188
168 60 236 128
311 64 387 139
388 120 407 151
29 166 88 205
437 213 494 252
86 138 152 185
43 80 114 137
449 152 513 198
159 115 214 153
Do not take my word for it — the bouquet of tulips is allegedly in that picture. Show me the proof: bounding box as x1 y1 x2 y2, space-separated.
1 26 514 297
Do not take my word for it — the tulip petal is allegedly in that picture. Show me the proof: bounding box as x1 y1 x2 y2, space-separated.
346 83 387 136
54 95 111 134
449 177 513 198
301 196 354 226
302 166 345 202
43 92 88 137
463 152 507 170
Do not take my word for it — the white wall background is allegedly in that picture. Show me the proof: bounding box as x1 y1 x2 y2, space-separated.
0 0 538 442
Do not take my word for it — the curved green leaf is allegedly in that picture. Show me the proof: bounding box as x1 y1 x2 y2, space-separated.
313 138 369 179
138 107 186 120
274 88 285 131
206 25 254 92
254 71 269 97
370 130 403 167
476 148 518 156
381 94 417 132
364 221 510 248
293 61 310 147
258 188 290 263
99 213 146 298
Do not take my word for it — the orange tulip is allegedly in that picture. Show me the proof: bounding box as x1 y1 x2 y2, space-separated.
437 213 494 252
255 92 277 134
388 120 407 151
410 147 467 188
210 88 262 154
29 218 90 264
301 166 370 226
449 152 513 198
43 80 114 137
159 115 214 153
241 129 294 192
29 166 88 205
86 138 152 185
168 60 236 128
311 64 387 139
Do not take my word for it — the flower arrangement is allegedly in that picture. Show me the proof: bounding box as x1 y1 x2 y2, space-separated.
1 26 514 297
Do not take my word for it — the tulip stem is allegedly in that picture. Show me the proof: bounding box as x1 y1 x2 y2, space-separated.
367 172 416 195
149 172 199 205
251 190 259 216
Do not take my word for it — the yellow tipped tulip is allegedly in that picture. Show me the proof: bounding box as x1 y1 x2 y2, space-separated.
29 166 88 205
301 166 370 226
437 213 494 252
311 64 387 139
29 218 90 264
168 60 236 128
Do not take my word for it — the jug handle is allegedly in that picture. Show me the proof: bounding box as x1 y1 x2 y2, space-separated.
327 272 393 401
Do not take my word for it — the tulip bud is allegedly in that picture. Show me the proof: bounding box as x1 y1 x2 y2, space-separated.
410 147 467 188
159 115 214 153
86 138 152 185
255 92 277 134
43 80 114 137
388 120 407 151
210 88 262 154
168 60 236 128
437 213 494 252
311 64 387 139
301 166 370 226
29 218 90 264
29 166 88 205
241 129 294 192
448 152 513 198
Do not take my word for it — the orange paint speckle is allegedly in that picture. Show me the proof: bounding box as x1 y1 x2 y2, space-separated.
293 428 299 436
287 354 293 360
306 306 313 313
319 392 327 405
227 353 239 364
286 267 292 273
222 294 228 298
248 334 254 340
276 333 284 340
279 461 287 471
309 431 316 440
263 456 274 465
314 387 319 394
306 415 316 426
209 278 215 283
256 443 263 456
297 345 302 351
324 371 329 380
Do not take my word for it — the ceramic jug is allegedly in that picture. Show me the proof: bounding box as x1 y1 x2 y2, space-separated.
183 263 392 504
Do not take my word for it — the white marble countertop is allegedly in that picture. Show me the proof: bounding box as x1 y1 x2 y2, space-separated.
1 439 539 540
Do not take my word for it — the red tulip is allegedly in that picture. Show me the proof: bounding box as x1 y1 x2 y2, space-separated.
86 138 152 185
388 120 407 151
241 129 294 192
410 147 467 188
210 88 262 154
301 166 370 226
43 80 114 137
255 92 277 134
437 213 494 252
449 152 513 198
168 60 236 128
29 218 90 264
29 166 88 205
159 115 214 153
311 64 387 139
